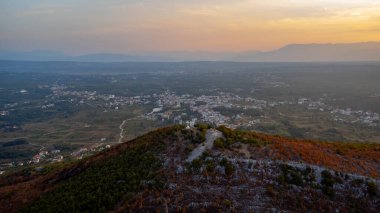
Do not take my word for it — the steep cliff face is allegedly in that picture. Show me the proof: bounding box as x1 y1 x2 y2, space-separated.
0 125 379 212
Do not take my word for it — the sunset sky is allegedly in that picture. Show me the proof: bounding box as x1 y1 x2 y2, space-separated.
1 0 380 54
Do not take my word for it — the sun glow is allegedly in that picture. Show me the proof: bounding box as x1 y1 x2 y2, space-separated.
1 0 380 53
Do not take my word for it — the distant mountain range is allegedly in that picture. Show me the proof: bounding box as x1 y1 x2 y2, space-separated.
1 42 380 62
0 51 170 62
235 42 380 62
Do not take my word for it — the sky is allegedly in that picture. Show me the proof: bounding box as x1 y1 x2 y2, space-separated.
1 0 380 54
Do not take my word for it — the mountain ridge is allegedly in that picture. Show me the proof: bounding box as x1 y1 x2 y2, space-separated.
234 41 380 62
1 41 380 62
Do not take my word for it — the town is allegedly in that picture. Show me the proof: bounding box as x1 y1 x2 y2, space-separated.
1 82 380 174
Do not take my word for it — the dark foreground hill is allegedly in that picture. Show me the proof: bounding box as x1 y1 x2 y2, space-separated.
0 125 379 212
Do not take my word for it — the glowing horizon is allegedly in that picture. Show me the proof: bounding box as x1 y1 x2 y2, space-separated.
1 0 380 54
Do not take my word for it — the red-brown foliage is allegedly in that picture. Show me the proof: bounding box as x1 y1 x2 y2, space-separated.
252 132 380 178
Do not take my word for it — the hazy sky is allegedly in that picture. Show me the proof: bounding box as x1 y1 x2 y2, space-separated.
1 0 380 54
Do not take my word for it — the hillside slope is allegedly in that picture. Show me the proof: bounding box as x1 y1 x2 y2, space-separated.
0 125 379 212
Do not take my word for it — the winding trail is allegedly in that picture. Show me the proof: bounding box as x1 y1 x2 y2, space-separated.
187 129 223 162
118 119 127 143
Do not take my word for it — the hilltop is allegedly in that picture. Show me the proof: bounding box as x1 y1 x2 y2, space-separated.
0 125 379 212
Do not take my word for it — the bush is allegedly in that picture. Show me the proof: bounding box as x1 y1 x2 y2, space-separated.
185 144 195 153
266 185 276 197
321 170 335 187
220 158 235 176
321 170 337 198
206 160 216 173
289 172 304 186
322 186 335 198
278 164 304 186
195 123 211 131
214 138 225 149
367 181 378 196
216 125 266 147
191 158 203 172
222 199 232 207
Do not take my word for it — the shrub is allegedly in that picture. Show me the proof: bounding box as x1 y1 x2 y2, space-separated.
216 125 266 147
220 158 235 176
266 185 276 197
321 170 335 187
289 172 304 186
222 199 232 207
206 161 216 173
191 158 202 172
321 170 337 198
278 164 304 186
367 181 378 196
195 123 211 131
322 186 335 198
214 138 225 149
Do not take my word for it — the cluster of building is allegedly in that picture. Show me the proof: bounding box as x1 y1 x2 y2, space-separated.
143 91 270 128
297 97 380 127
70 143 111 159
144 91 380 129
0 111 9 116
0 149 64 175
50 84 152 110
0 143 114 174
32 150 63 164
3 83 380 130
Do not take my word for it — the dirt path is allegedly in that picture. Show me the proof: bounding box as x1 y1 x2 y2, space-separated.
187 129 223 162
118 120 127 143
